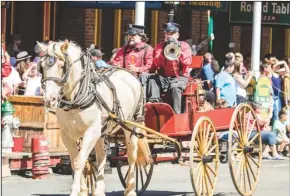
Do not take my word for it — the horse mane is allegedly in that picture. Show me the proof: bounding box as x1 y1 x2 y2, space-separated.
47 40 82 61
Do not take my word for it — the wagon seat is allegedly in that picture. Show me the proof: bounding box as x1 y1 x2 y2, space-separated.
144 56 204 136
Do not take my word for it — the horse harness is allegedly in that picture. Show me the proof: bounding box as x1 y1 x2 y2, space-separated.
40 46 144 139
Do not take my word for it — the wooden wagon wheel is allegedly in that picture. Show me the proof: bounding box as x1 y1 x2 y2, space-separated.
71 139 98 195
189 116 219 196
228 103 262 196
116 159 154 195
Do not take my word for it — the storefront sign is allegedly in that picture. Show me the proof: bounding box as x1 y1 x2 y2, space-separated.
177 1 228 11
230 2 290 25
67 1 162 9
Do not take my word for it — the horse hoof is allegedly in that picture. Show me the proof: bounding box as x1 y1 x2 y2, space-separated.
79 192 89 196
94 189 106 196
124 190 137 196
69 192 79 196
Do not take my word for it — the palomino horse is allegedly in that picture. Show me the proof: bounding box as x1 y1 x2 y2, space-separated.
36 40 151 196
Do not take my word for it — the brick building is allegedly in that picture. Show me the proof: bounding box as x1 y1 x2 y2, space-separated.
1 2 289 63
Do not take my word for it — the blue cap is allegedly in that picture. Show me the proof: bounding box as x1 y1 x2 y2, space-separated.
163 22 181 32
125 24 145 35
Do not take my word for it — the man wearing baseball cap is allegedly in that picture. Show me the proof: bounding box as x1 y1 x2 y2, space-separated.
146 22 192 114
91 49 110 69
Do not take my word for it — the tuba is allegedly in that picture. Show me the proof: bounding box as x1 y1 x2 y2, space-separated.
164 41 181 61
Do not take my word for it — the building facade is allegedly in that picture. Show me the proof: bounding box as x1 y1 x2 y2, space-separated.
2 2 289 63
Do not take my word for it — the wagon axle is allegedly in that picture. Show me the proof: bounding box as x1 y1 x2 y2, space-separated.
202 155 214 164
243 146 254 153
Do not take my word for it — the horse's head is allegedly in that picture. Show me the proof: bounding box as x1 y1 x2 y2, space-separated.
37 40 82 108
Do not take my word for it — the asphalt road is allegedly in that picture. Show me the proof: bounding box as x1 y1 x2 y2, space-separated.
2 158 290 196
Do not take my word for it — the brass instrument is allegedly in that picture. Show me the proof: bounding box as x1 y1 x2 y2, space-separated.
164 42 181 61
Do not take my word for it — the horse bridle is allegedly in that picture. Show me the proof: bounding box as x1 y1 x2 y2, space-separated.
38 43 88 89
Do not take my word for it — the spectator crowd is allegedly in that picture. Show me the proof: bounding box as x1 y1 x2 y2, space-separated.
2 30 290 160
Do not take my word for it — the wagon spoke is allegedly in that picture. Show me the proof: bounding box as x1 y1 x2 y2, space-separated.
203 124 211 153
245 158 253 191
199 167 203 195
205 132 214 153
248 133 260 146
245 155 257 182
243 107 247 135
241 160 247 193
202 167 207 195
194 142 203 158
196 132 202 153
206 144 217 156
246 154 260 168
235 153 244 181
247 119 256 141
232 132 243 147
238 155 244 190
206 164 217 177
205 165 214 189
231 148 243 152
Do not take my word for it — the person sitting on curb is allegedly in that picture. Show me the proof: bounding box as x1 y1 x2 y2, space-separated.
272 110 290 157
252 102 284 160
218 102 284 160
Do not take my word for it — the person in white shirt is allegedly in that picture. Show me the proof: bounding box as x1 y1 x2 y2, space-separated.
233 59 253 104
22 62 43 96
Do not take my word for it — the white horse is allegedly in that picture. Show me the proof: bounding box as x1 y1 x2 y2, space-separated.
37 40 151 196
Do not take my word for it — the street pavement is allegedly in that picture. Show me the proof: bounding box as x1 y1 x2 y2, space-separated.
2 158 290 196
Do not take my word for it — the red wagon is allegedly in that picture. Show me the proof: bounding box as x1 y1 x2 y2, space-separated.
108 57 263 196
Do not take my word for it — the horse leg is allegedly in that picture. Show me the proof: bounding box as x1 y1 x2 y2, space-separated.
59 131 88 196
123 126 139 196
70 124 102 196
93 137 106 196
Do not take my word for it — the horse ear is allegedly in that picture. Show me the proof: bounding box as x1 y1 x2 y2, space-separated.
36 41 47 53
61 40 69 54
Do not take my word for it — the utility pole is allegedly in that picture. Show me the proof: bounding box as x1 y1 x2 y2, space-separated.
251 2 262 80
135 2 145 26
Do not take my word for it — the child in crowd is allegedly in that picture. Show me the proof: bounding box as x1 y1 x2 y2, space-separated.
272 110 290 156
22 62 43 96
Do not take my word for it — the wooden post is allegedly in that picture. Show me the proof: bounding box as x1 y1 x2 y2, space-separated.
43 2 51 41
151 10 158 46
132 9 135 24
1 7 6 42
285 29 290 57
10 1 15 35
114 9 122 48
269 28 272 54
52 1 57 41
94 9 102 47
